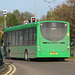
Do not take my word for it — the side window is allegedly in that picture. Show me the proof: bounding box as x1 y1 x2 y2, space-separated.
8 32 11 46
29 28 33 45
12 31 15 45
24 29 28 45
15 31 18 45
19 30 23 45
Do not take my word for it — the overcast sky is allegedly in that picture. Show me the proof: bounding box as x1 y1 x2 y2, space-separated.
0 0 66 19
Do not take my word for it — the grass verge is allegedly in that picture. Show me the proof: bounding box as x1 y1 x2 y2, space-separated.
68 56 75 59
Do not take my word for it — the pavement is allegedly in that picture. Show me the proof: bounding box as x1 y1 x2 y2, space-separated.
65 59 75 61
0 64 7 75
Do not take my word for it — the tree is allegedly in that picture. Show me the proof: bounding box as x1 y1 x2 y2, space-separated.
13 10 20 18
6 13 19 27
0 16 4 28
13 10 21 24
67 0 75 43
40 15 46 21
20 12 33 23
46 11 51 20
13 10 33 24
45 1 75 43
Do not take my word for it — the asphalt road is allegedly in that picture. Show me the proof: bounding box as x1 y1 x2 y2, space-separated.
4 58 75 75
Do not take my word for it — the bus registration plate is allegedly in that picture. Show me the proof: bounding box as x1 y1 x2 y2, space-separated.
50 52 58 54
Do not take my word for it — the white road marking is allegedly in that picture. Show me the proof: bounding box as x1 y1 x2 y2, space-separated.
10 64 16 75
5 64 16 75
5 65 12 75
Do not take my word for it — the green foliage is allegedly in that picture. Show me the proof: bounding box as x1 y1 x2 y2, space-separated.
19 11 33 23
0 16 4 28
68 56 75 59
13 10 33 24
13 10 20 18
41 15 46 21
0 9 33 28
13 10 21 24
6 13 19 27
46 11 51 20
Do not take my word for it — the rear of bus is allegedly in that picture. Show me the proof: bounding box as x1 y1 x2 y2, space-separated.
37 21 70 59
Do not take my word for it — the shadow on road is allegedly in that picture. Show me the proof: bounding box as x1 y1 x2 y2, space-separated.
30 58 68 62
5 57 68 62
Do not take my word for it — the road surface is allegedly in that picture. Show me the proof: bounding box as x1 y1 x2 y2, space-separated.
4 58 75 75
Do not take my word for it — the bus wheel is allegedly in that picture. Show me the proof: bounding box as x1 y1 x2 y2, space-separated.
8 51 11 59
25 51 28 61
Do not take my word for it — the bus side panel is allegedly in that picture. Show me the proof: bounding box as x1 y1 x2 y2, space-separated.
8 46 37 58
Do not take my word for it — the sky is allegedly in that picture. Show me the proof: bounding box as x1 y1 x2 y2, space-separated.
0 0 66 19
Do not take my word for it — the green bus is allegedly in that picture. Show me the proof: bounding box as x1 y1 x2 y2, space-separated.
3 21 70 60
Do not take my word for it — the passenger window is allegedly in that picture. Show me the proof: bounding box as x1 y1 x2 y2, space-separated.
19 30 23 45
16 31 18 45
12 31 15 45
24 29 28 45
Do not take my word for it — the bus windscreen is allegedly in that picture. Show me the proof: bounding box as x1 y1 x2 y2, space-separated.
40 22 67 41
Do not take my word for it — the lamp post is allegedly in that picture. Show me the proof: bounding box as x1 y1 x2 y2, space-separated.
34 0 36 18
3 10 7 29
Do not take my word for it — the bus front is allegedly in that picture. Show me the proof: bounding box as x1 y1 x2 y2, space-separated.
37 21 70 59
